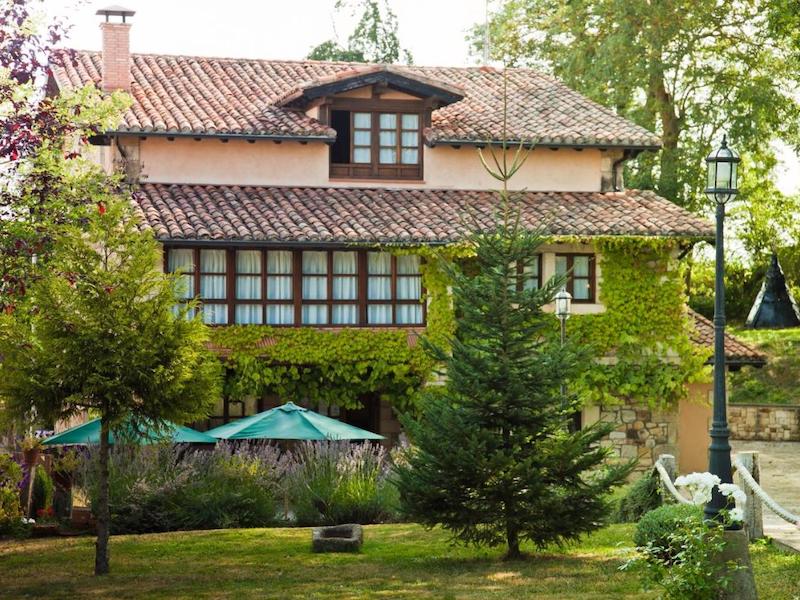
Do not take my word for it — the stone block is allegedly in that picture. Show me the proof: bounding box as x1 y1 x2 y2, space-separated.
609 431 627 440
620 409 636 423
312 524 363 553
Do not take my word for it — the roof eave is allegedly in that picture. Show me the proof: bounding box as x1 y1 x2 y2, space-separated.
426 138 662 152
108 130 335 143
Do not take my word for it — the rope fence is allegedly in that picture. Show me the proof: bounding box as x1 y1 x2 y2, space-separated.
653 459 692 505
733 457 800 528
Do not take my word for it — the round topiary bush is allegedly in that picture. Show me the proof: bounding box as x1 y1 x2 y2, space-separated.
634 503 704 561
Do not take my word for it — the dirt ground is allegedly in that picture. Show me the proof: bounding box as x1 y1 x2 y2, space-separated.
732 440 800 550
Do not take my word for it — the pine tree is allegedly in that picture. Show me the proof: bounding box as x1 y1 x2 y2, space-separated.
395 127 633 560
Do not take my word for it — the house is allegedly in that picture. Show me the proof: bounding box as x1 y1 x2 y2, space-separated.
50 7 764 473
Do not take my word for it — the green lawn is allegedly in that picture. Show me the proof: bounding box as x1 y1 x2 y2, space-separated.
728 326 800 405
1 524 798 599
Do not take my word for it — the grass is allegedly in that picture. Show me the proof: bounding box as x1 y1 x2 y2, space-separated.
1 524 798 599
727 326 800 405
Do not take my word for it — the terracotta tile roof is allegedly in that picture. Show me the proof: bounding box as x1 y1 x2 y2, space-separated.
52 51 661 148
688 309 766 366
132 184 713 243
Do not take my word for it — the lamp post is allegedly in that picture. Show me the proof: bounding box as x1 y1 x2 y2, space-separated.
704 135 740 524
555 288 572 418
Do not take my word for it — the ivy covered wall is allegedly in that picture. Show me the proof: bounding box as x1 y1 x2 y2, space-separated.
208 239 709 412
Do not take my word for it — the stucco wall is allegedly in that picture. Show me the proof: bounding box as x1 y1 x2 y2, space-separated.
136 137 603 191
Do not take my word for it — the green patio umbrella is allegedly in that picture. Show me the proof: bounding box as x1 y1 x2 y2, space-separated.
42 417 217 446
205 402 384 441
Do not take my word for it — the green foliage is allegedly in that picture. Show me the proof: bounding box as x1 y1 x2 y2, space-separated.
727 327 800 405
0 196 223 429
626 505 731 599
31 465 54 516
688 255 764 323
474 0 800 215
632 504 704 553
79 444 284 534
396 184 634 557
288 441 399 526
614 473 662 524
307 0 412 63
0 453 23 534
567 238 709 408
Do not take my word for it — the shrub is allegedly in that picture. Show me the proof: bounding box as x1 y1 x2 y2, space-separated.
31 465 54 516
614 473 662 523
78 443 289 534
288 442 399 526
0 454 23 534
633 504 704 560
624 505 731 599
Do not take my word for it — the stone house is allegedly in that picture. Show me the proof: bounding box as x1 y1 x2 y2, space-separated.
49 7 765 473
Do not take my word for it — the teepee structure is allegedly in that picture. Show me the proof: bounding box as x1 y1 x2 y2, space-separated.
746 253 800 329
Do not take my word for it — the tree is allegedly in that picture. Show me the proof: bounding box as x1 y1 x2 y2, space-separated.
307 0 412 63
0 0 128 312
0 197 223 574
395 136 633 560
472 0 800 213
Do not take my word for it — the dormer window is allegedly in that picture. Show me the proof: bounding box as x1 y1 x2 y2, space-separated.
330 108 422 180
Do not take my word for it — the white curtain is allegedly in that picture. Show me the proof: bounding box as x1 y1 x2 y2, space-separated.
368 252 391 274
268 276 292 300
379 148 397 164
397 255 420 274
396 305 422 325
332 305 358 325
333 277 357 300
267 304 294 325
401 114 419 129
396 276 421 300
202 303 227 325
368 276 391 300
236 250 261 299
400 149 418 164
267 250 292 274
201 249 226 272
523 259 539 290
169 249 194 299
574 280 590 300
333 251 356 274
368 304 392 324
333 252 357 299
200 275 226 299
573 256 590 277
555 256 568 276
302 305 328 325
237 276 261 299
235 305 262 324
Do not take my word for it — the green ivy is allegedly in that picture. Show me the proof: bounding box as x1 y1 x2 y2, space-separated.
212 239 708 412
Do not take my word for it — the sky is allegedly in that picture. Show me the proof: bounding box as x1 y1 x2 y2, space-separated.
43 0 799 195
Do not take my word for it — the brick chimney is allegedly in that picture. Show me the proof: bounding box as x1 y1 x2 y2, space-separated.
97 6 135 92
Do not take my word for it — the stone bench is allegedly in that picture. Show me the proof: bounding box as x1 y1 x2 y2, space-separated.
311 523 363 553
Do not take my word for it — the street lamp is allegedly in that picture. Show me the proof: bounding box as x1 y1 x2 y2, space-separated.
555 288 572 420
705 135 740 524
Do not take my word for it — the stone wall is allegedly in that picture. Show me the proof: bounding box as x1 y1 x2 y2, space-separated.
598 401 679 473
728 404 800 441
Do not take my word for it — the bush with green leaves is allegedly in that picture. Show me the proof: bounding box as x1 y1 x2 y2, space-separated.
79 443 289 533
31 466 54 517
624 505 733 599
0 453 23 534
288 441 399 526
614 472 663 523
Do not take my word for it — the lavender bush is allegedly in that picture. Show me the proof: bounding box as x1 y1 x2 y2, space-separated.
287 441 400 526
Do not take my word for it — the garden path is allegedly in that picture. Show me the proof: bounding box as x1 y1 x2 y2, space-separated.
732 440 800 553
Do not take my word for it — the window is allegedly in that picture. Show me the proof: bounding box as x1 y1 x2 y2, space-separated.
555 254 595 302
329 108 423 180
166 247 425 326
516 255 542 291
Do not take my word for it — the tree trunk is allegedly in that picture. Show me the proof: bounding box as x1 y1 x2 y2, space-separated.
504 522 522 560
94 415 111 575
649 69 683 205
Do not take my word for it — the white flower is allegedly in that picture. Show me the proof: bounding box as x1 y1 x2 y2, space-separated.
674 472 720 506
729 507 744 522
718 483 747 506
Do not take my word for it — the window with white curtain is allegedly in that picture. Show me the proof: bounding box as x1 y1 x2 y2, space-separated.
166 247 425 327
555 254 595 302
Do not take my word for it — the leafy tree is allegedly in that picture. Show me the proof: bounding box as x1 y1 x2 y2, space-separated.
308 0 412 63
395 139 633 559
0 0 128 312
472 0 800 214
0 197 223 574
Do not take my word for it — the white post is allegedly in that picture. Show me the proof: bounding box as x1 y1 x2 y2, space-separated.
736 451 763 540
656 454 677 500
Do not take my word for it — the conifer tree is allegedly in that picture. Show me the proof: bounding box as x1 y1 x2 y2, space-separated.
395 111 633 560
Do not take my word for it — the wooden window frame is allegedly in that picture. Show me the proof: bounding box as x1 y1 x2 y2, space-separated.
555 253 596 303
165 246 427 328
328 98 424 181
516 254 543 291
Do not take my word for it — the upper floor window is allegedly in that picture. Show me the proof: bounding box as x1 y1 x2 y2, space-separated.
555 254 595 302
167 247 425 327
329 109 422 180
